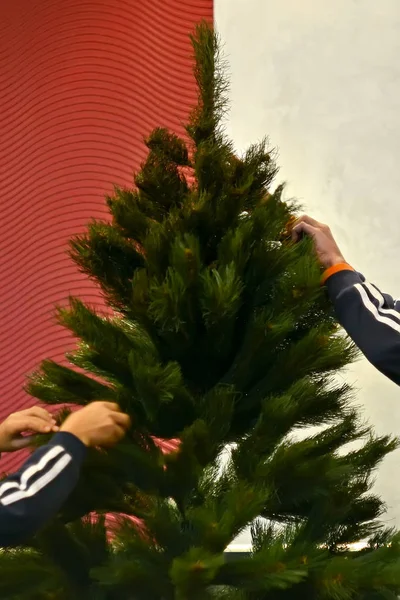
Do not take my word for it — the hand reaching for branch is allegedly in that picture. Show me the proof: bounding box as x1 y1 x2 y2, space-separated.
60 402 131 448
0 407 59 452
291 215 346 269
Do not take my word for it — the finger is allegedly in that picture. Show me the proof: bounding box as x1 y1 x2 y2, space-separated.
9 436 36 450
113 424 127 440
101 425 126 447
112 412 132 430
11 416 55 434
292 222 317 241
113 424 128 442
291 223 302 241
100 402 121 412
24 407 55 423
291 221 308 241
294 214 321 228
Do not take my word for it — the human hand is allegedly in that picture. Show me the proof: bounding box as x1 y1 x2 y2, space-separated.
60 401 131 448
291 215 346 269
0 407 59 452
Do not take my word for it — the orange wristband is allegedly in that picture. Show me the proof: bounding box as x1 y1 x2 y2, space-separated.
321 263 354 285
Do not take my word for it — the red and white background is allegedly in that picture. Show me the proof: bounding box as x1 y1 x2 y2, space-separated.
0 0 211 472
1 0 400 541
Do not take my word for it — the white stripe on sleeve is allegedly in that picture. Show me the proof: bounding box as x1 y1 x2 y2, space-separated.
355 283 400 334
0 446 65 498
364 282 400 322
0 453 72 506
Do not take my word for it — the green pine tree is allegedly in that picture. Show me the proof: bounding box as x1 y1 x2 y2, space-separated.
2 22 400 600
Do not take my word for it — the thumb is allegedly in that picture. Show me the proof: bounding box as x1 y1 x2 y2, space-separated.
9 435 36 450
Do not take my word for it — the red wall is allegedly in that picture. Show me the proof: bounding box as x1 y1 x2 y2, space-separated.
0 0 212 472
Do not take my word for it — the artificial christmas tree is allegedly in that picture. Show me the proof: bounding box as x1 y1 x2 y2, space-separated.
2 22 400 599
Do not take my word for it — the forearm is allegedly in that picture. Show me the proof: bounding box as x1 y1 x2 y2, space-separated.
325 267 400 386
0 432 86 547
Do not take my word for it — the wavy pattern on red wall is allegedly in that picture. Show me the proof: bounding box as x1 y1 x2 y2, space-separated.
0 0 212 472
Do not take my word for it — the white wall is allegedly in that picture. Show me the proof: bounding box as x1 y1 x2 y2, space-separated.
215 0 400 535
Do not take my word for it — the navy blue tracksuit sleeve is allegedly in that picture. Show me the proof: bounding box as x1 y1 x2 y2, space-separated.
326 269 400 386
0 431 86 547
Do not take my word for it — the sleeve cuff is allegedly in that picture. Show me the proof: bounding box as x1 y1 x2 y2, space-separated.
51 431 87 463
321 263 355 285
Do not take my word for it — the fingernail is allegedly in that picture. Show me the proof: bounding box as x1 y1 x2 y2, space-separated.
44 426 50 432
52 425 60 432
